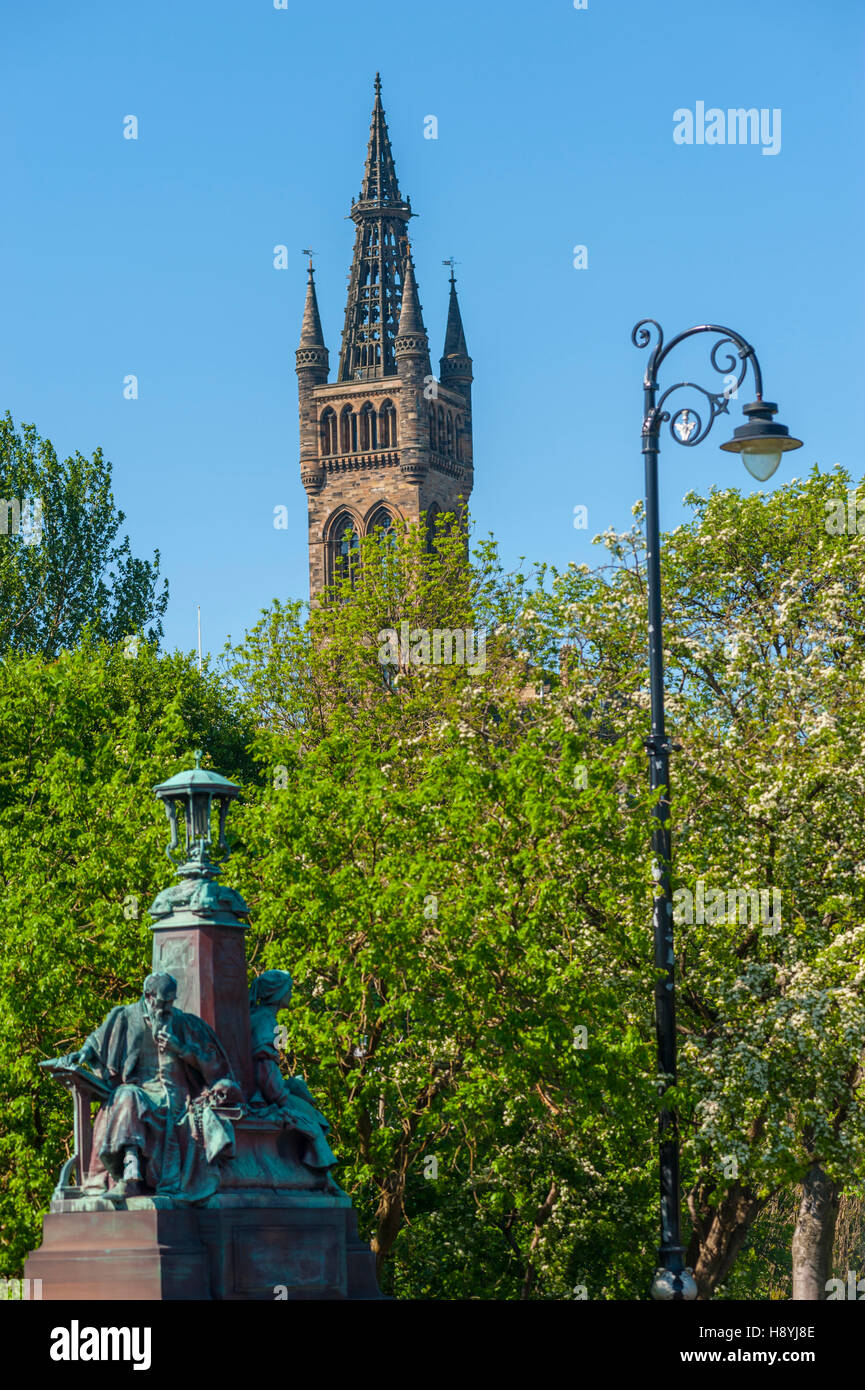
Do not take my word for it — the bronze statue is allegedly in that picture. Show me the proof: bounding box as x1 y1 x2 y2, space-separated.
248 970 338 1180
47 972 241 1203
27 758 382 1298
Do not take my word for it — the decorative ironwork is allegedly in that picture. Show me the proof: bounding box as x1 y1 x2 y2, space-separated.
631 319 763 449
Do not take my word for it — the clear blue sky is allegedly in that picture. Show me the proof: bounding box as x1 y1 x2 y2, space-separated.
2 0 862 657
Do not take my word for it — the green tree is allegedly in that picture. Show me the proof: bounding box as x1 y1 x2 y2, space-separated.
517 467 865 1298
0 414 168 656
229 516 665 1297
9 474 865 1302
0 641 253 1271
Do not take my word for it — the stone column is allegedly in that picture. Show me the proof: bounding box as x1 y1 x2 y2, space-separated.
151 905 252 1099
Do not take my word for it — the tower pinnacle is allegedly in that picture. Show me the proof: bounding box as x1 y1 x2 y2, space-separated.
442 265 469 360
338 76 413 382
396 254 426 339
298 260 326 350
439 262 473 408
358 73 404 207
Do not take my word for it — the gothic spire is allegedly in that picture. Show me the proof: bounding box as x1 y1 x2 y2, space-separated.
338 75 413 382
298 259 326 349
358 72 404 208
396 254 426 338
439 264 472 399
442 266 468 359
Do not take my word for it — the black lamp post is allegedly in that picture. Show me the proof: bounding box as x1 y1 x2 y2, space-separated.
631 320 802 1301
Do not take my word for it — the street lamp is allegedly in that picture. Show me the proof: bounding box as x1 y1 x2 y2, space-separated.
720 399 803 481
630 320 801 1301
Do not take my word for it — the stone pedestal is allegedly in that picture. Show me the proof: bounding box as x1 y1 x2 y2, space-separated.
198 1207 380 1300
151 920 252 1097
25 1206 381 1301
24 1210 210 1301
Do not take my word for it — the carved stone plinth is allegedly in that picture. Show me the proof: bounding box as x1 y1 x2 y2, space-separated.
198 1206 380 1300
24 1210 210 1301
25 1206 381 1301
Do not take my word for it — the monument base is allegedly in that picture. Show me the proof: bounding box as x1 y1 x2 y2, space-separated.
25 1206 382 1300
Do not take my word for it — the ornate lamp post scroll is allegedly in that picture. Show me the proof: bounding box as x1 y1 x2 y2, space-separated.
631 320 801 1301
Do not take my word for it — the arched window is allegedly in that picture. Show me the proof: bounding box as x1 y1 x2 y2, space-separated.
437 406 445 454
329 513 359 586
429 408 436 450
367 507 394 539
379 400 397 448
340 406 358 454
320 408 337 457
446 413 454 455
454 415 462 462
368 507 397 573
359 402 377 451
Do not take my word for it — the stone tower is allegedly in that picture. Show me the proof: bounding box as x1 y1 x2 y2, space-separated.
296 73 474 599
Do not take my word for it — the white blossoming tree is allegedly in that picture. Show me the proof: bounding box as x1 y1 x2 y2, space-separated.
518 465 865 1298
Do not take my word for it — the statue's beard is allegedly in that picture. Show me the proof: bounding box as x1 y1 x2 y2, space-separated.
144 999 172 1035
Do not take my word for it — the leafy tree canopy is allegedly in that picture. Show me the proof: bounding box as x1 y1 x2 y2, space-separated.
0 413 168 657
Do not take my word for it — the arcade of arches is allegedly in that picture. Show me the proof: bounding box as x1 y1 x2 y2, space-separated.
319 400 463 463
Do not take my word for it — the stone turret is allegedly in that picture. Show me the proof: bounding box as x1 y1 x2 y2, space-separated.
394 254 431 485
440 267 474 474
296 261 329 497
